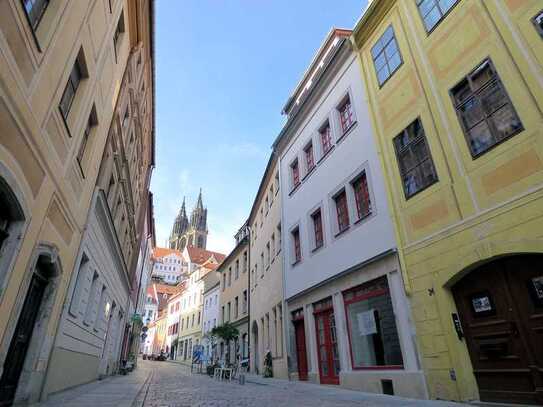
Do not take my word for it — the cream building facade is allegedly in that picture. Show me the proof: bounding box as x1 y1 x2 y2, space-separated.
0 0 154 405
248 156 287 378
218 225 250 365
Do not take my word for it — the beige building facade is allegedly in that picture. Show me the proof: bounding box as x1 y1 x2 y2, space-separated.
0 0 154 404
248 156 287 378
217 225 250 365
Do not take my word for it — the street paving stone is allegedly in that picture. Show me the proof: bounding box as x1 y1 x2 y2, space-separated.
37 360 468 407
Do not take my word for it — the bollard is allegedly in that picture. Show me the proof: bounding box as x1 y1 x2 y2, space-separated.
239 374 245 385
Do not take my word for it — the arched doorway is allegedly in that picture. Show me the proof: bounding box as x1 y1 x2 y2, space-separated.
252 321 259 374
452 254 543 405
0 247 62 406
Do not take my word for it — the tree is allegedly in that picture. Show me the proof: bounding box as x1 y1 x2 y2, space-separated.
210 322 239 365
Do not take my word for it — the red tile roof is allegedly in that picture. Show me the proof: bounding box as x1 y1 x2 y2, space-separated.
186 245 226 265
152 247 182 260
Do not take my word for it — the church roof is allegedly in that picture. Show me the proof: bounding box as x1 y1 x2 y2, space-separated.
186 245 226 265
152 247 182 260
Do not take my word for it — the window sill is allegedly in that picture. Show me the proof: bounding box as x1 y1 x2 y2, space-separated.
311 244 324 254
317 144 335 165
353 211 372 226
336 121 357 144
271 257 275 265
289 183 301 196
266 265 270 271
301 165 316 182
334 226 350 238
291 259 302 267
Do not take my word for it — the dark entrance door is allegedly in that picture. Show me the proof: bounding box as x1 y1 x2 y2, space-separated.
452 254 543 405
314 307 339 385
294 320 308 380
0 270 48 407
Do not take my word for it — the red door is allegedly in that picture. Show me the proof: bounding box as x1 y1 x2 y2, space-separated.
294 321 308 380
314 309 339 385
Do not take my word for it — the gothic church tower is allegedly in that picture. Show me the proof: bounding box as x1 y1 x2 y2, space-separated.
169 190 208 251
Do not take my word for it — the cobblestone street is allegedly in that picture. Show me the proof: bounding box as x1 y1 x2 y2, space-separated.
38 360 468 407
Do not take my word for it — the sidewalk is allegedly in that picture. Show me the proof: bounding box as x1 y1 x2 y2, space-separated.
35 364 152 407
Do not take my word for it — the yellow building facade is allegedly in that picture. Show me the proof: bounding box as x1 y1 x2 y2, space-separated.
353 0 543 404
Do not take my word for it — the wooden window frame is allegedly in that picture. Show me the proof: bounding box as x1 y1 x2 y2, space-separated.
416 0 460 33
371 25 402 87
319 121 333 157
450 59 524 158
290 159 300 190
337 94 355 135
334 189 349 234
292 227 301 265
311 209 324 251
351 172 372 221
304 142 315 174
393 117 438 199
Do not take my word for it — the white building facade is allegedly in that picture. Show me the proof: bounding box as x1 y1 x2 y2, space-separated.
201 280 220 364
275 29 425 398
151 248 185 284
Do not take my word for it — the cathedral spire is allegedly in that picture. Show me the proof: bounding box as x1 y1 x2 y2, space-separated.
196 188 204 211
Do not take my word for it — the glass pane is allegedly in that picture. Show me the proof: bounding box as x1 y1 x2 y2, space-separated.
399 149 417 173
371 39 383 59
388 51 402 73
377 65 390 85
412 139 429 165
420 159 438 187
384 41 398 60
452 79 472 105
467 121 494 155
479 82 506 115
438 0 457 13
459 97 484 129
374 53 386 71
403 169 422 197
418 0 436 17
59 85 75 118
470 61 493 91
424 7 442 31
382 26 394 45
489 105 522 142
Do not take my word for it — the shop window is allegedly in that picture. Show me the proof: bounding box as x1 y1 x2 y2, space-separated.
393 118 438 199
416 0 459 32
451 59 523 157
343 276 404 368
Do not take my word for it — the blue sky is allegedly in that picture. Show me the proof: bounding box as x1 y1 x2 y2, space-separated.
152 0 367 254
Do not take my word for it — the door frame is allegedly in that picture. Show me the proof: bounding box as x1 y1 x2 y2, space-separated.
313 307 340 385
293 317 308 381
0 243 63 405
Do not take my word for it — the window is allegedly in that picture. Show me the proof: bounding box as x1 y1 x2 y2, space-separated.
291 227 301 264
393 118 438 199
265 196 269 212
337 95 355 134
319 121 332 156
228 267 232 286
534 11 543 37
416 0 459 32
234 297 239 319
243 251 248 273
311 209 324 250
242 290 247 314
221 306 225 323
277 223 281 253
271 234 275 258
266 242 271 267
77 107 98 176
235 260 239 280
371 26 402 86
260 252 264 276
227 302 231 322
122 107 130 128
304 142 315 173
352 172 372 220
451 59 523 157
59 54 85 120
334 190 349 233
113 11 125 60
69 254 89 316
290 159 300 189
22 0 49 31
343 276 404 369
84 272 99 325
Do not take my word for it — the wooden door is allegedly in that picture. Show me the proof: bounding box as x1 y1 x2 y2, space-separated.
294 320 308 380
452 255 543 405
315 310 339 385
0 272 47 407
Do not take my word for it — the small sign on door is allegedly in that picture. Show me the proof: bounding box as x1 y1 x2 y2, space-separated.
357 310 377 336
